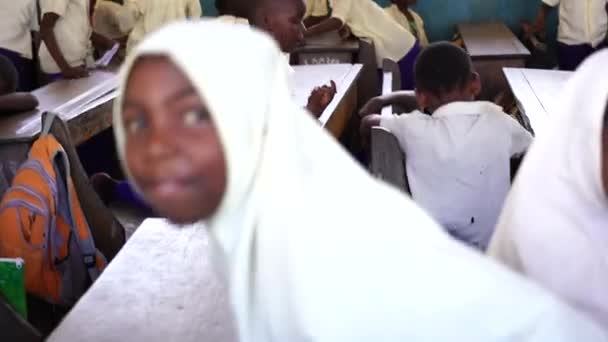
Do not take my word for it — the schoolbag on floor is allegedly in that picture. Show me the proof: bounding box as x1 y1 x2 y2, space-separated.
0 113 107 307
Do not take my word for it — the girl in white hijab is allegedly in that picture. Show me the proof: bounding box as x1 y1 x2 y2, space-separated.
113 20 607 340
489 50 608 327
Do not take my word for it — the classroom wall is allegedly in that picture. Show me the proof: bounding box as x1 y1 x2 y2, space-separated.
199 0 557 42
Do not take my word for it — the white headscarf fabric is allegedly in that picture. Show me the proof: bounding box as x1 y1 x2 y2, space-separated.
489 50 608 327
113 21 607 340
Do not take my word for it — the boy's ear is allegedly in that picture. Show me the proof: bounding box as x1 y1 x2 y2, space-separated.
470 72 482 99
415 89 428 111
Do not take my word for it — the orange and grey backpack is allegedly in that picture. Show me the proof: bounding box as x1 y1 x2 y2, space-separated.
0 113 107 306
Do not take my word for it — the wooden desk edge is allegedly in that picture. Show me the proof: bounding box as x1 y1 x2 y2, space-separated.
319 64 363 127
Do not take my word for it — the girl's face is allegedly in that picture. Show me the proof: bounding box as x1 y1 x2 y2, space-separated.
121 56 227 224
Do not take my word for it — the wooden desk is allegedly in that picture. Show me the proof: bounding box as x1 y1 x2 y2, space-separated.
48 219 237 342
458 22 530 102
292 63 363 138
292 31 360 65
0 70 118 145
503 67 572 137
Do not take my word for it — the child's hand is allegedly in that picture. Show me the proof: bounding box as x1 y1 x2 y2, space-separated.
306 80 337 118
339 25 352 40
61 65 89 79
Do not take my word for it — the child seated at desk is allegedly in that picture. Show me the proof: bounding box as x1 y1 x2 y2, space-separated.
111 20 606 340
0 0 39 91
360 42 533 250
248 0 337 118
0 55 38 114
304 0 420 89
525 0 608 71
120 0 202 54
40 0 117 80
489 50 608 327
384 0 429 47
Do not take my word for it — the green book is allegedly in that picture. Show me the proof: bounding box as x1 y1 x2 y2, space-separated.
0 258 27 319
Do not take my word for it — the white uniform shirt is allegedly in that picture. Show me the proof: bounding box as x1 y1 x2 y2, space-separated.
39 0 93 74
122 0 202 53
305 0 329 18
329 0 415 66
543 0 608 47
0 0 39 59
381 101 533 249
93 0 128 40
384 4 429 47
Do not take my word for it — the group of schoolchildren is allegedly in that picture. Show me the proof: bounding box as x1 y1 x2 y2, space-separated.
1 0 608 339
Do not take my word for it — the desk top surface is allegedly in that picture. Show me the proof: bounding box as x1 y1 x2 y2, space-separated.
292 63 363 125
0 70 118 143
48 218 237 342
503 67 573 136
458 22 530 58
293 31 359 53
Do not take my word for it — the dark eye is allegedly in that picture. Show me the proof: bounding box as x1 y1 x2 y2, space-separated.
182 109 208 127
125 115 147 134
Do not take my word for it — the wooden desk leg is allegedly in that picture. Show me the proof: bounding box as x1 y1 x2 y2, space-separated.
326 85 358 138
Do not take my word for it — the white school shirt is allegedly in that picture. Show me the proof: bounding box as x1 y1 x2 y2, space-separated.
381 101 533 249
122 0 202 54
0 0 39 59
543 0 608 47
39 0 93 74
93 1 128 40
329 0 415 66
305 0 329 18
384 4 429 47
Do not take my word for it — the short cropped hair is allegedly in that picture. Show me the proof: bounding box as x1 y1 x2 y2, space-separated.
414 42 474 97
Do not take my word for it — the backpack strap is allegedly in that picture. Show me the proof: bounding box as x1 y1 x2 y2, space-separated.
41 112 58 136
51 142 102 282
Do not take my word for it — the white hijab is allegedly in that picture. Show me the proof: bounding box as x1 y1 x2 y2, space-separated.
113 21 607 341
489 50 608 327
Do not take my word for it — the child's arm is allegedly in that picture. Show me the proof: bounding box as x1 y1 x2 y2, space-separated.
91 32 116 54
303 16 328 28
305 17 344 38
40 13 89 78
529 2 555 34
359 114 382 145
359 91 417 117
0 93 39 114
188 0 203 18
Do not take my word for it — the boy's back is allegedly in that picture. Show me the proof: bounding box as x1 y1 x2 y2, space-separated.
381 101 532 249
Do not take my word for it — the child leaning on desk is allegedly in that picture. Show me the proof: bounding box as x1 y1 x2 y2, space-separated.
384 0 429 47
304 0 420 89
360 42 533 250
0 55 38 114
39 0 117 81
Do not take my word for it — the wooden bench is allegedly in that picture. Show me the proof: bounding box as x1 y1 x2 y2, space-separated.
458 22 530 103
48 219 237 342
292 63 363 138
503 67 572 137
